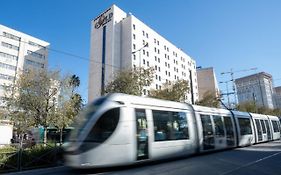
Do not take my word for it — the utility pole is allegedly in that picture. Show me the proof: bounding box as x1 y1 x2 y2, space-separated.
221 67 257 108
219 80 235 108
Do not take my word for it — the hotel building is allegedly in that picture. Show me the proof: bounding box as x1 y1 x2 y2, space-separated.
89 5 198 103
0 24 49 106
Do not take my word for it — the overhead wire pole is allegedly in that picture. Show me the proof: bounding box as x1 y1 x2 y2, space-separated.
221 67 257 108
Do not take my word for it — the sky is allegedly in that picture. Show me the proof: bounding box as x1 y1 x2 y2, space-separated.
1 0 281 103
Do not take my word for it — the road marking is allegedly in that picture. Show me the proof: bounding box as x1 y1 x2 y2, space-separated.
220 151 281 175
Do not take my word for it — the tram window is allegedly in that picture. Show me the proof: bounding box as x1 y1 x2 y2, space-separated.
85 108 120 143
213 115 225 137
260 120 266 134
152 110 189 141
238 118 252 135
272 121 279 132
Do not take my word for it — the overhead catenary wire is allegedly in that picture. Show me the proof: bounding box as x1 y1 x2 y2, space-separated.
0 34 124 70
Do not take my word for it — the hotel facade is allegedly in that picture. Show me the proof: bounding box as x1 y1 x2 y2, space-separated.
0 24 49 106
89 5 198 103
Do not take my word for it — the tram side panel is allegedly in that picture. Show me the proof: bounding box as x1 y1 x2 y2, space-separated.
232 111 255 147
267 115 281 140
192 106 237 153
250 113 272 143
145 107 198 160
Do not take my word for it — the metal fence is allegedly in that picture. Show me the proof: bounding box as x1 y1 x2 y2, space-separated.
0 142 63 173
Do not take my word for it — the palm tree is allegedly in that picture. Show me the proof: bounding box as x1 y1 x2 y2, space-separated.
69 75 80 95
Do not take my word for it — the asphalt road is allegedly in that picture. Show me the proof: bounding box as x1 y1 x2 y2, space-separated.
8 140 281 175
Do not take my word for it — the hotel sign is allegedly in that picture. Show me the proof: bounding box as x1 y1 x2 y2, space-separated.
94 8 113 29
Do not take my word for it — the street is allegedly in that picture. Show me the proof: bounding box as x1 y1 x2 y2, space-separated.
8 140 281 175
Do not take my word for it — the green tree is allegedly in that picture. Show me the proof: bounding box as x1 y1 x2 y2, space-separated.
105 67 154 96
5 69 83 145
50 75 83 144
196 91 220 108
149 80 189 102
236 101 258 113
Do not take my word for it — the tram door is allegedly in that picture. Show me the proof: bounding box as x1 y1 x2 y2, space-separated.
264 120 272 140
200 115 215 150
135 109 149 160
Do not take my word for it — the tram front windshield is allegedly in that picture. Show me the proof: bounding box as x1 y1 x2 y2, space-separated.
68 97 106 141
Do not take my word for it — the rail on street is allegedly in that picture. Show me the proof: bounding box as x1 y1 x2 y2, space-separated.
6 140 281 175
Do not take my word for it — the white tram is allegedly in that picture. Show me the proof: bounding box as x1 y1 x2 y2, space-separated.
64 93 281 168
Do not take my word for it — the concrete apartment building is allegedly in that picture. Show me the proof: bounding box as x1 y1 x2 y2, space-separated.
196 67 219 101
235 72 275 109
89 5 198 103
0 24 49 106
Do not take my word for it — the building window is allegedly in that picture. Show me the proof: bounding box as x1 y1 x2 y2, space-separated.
156 75 158 80
157 40 159 45
147 61 149 66
3 32 20 41
0 62 16 71
133 24 136 30
146 51 149 57
142 30 145 36
143 59 145 65
1 42 19 51
133 44 136 50
143 50 145 55
158 58 160 63
0 52 18 61
25 59 44 68
156 84 158 89
27 50 45 59
133 54 136 60
146 33 149 38
133 34 136 39
157 49 160 54
28 41 44 49
155 56 157 61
